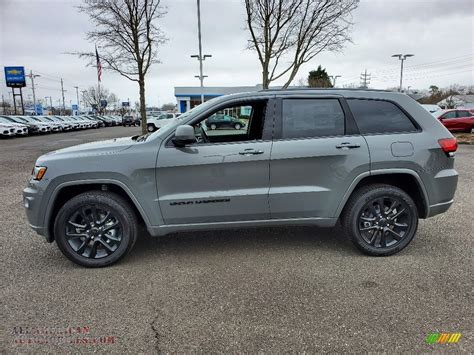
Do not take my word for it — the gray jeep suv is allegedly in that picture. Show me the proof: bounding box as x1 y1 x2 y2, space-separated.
23 89 458 267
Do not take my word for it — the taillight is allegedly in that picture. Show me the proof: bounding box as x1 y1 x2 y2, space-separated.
438 138 458 157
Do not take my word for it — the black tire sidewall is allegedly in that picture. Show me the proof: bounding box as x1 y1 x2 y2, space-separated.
345 186 418 256
54 192 137 267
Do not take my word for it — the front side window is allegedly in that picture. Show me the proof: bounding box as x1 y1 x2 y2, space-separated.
191 100 267 144
442 111 457 119
281 99 345 139
346 99 417 134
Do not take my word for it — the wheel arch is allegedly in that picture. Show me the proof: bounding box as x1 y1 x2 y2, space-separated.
45 180 150 242
336 170 429 219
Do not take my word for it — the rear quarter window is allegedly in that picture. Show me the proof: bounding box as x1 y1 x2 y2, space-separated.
346 99 417 134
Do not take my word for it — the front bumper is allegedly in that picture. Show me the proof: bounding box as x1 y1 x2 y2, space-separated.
23 180 51 242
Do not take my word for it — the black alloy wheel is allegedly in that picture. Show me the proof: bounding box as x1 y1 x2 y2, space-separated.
65 205 122 259
54 191 138 267
342 184 418 256
358 196 411 248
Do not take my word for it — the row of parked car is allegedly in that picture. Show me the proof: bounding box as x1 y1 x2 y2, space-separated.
0 115 123 137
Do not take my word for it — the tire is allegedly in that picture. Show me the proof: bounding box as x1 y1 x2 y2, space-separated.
234 123 241 130
147 124 156 132
341 184 418 256
54 191 138 267
210 124 217 130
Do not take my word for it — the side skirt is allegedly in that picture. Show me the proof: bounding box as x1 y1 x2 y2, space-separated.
147 217 338 237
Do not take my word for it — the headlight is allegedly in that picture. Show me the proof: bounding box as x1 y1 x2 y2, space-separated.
32 166 47 181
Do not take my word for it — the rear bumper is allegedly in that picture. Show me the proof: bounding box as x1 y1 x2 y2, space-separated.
425 168 458 218
427 200 453 218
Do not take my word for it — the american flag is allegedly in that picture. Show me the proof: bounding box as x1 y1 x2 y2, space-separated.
95 46 102 82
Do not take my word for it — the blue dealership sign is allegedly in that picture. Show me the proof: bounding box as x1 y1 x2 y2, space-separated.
35 103 43 115
4 66 26 88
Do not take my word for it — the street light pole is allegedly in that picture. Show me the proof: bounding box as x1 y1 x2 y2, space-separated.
392 54 414 92
74 86 80 112
191 0 212 104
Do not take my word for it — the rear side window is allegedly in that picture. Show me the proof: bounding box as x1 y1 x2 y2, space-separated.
282 99 345 139
346 99 417 134
457 111 471 118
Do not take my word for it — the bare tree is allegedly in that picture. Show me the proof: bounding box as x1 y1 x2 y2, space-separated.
245 0 358 89
82 86 121 114
77 0 167 134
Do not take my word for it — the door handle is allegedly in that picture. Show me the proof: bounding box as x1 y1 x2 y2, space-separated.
335 142 361 149
239 149 264 155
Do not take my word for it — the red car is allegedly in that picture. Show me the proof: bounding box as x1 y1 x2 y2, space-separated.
435 109 474 133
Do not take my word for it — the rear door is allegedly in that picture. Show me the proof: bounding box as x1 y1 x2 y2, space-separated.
456 110 474 131
269 96 370 219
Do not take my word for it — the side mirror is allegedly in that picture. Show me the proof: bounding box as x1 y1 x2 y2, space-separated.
172 125 197 147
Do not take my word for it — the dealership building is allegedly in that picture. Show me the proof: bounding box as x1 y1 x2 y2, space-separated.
174 85 266 113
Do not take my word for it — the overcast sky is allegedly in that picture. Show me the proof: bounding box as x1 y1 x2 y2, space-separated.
1 0 473 108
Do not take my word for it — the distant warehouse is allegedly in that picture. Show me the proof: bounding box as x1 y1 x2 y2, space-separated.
175 85 266 113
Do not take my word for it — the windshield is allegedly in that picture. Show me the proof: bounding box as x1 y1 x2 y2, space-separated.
0 117 14 124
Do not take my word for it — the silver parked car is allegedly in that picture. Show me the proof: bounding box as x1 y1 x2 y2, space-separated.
23 89 458 267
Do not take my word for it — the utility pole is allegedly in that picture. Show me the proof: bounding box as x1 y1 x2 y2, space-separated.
329 75 341 87
391 53 414 92
74 86 80 112
60 78 66 114
191 0 212 104
28 70 40 114
360 69 371 88
81 90 88 113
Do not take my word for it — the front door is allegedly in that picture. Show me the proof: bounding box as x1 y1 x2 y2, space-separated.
156 99 273 225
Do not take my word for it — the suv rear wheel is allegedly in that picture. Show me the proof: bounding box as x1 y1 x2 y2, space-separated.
342 184 418 256
54 191 138 267
147 123 156 132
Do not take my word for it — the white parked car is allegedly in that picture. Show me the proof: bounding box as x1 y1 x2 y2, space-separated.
146 112 181 132
421 104 442 114
12 116 51 133
0 123 16 137
0 116 29 136
30 116 62 132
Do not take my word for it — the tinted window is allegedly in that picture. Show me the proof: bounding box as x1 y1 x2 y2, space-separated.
442 111 456 119
347 99 417 134
282 99 345 139
457 111 471 118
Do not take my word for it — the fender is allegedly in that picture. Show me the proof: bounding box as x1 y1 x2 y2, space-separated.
43 178 153 241
334 168 429 218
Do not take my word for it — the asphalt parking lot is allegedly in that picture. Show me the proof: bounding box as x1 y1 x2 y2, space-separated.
1 127 473 353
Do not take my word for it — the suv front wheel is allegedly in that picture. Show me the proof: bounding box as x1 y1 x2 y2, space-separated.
342 184 418 256
147 123 156 132
54 191 138 267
